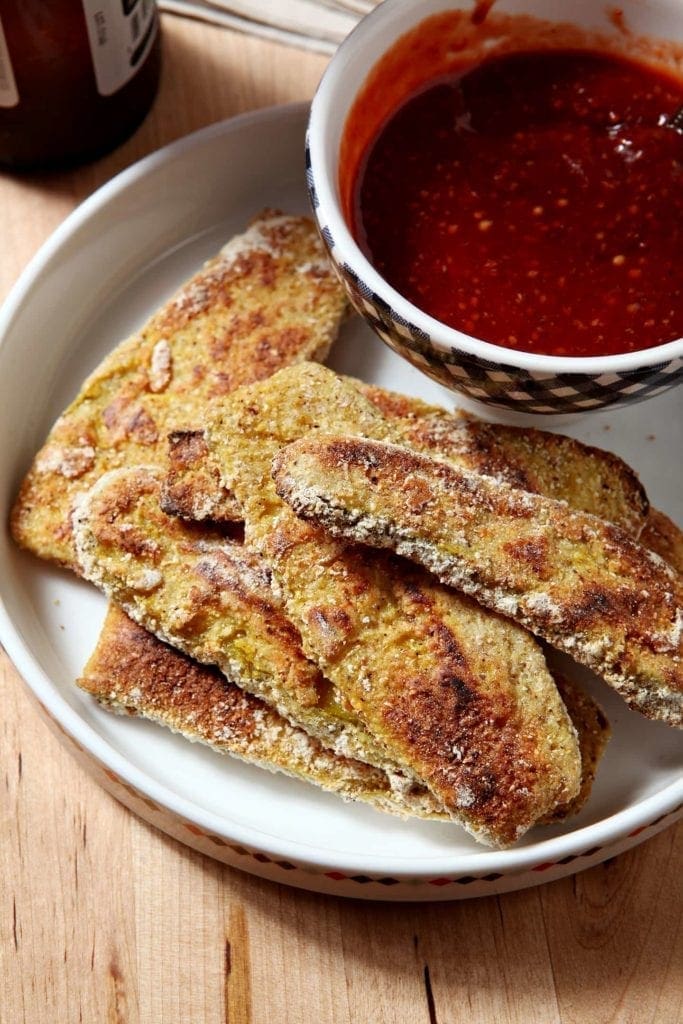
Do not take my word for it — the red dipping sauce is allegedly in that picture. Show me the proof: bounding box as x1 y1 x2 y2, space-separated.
348 48 683 357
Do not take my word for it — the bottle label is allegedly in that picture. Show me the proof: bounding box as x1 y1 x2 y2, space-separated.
81 0 158 97
0 16 19 108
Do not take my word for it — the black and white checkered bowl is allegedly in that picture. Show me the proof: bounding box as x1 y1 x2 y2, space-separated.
307 0 683 416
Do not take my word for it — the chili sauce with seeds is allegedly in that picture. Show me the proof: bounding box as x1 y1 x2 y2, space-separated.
352 50 683 357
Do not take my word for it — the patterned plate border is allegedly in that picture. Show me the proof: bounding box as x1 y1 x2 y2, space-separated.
26 682 683 902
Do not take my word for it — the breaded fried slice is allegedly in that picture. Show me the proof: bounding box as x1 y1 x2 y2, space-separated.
539 676 610 823
203 363 581 848
273 435 683 727
71 465 441 805
11 211 347 568
641 508 683 575
79 604 442 818
161 377 648 536
364 383 682 579
356 383 649 538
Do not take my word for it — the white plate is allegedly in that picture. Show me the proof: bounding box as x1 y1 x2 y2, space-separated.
0 104 681 901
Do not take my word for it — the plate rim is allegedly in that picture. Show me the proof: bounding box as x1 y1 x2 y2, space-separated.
0 102 681 883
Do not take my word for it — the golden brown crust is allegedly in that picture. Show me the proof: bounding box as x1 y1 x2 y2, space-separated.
85 605 605 827
11 211 347 569
641 508 683 575
539 675 611 822
73 467 323 710
71 465 433 794
204 363 582 847
79 604 442 817
356 382 649 537
161 430 241 523
273 435 683 726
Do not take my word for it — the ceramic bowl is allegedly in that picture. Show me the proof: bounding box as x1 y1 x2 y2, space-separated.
307 0 683 415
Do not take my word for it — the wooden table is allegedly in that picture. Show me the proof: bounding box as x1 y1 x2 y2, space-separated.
1 15 681 1024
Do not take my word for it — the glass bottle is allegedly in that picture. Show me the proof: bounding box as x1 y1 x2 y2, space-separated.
0 0 161 169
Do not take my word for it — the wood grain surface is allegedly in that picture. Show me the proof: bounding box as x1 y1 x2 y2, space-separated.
0 15 681 1024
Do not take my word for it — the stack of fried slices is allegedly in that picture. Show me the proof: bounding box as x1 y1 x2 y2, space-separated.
12 212 683 848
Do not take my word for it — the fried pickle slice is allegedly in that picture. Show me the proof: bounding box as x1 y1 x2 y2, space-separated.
79 604 442 818
273 435 683 727
11 211 347 567
199 363 582 848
